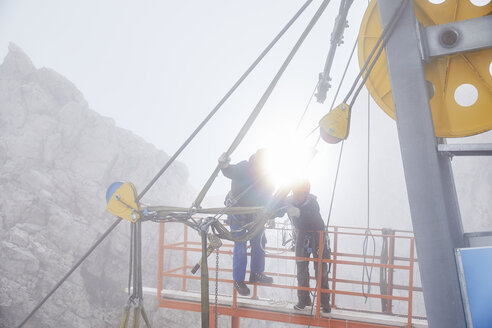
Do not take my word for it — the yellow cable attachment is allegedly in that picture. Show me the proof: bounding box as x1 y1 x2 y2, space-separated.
106 182 141 222
319 103 351 144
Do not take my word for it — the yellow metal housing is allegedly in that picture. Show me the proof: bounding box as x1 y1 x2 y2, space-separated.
106 182 141 222
358 0 492 137
319 103 351 144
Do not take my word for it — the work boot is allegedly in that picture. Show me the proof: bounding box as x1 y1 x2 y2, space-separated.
293 300 312 310
249 272 273 284
321 304 331 313
233 281 250 296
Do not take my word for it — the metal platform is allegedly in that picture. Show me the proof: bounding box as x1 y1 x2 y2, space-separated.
156 224 425 327
151 288 428 328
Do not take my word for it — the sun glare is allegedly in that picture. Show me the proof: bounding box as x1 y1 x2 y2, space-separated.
263 140 317 189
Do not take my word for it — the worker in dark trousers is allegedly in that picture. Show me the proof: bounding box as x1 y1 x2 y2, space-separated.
287 179 331 313
219 149 275 296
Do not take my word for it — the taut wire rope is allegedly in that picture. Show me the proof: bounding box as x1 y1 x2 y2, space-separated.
324 35 357 228
296 83 319 131
327 0 410 227
305 0 409 138
15 1 316 326
343 0 409 108
359 0 410 304
16 218 123 328
194 0 333 208
137 0 316 202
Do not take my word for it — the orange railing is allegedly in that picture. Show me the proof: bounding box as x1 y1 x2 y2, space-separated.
157 222 424 328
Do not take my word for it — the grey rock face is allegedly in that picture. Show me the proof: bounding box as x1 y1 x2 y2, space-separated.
0 43 194 328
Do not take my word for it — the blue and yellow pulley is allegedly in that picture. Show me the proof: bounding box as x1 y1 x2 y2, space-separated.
106 182 141 222
358 0 492 137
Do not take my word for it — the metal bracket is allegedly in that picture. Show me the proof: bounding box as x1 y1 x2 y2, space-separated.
418 15 492 59
330 13 349 46
438 143 492 157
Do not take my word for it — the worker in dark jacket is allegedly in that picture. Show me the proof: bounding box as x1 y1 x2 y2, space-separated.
287 179 331 313
219 149 275 296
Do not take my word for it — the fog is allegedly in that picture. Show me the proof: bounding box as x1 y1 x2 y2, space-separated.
1 1 491 327
0 0 414 230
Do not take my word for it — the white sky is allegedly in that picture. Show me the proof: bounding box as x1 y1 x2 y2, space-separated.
0 0 416 229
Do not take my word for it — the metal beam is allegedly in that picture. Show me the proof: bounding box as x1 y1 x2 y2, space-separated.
438 143 492 157
377 1 467 327
464 231 492 247
420 15 492 61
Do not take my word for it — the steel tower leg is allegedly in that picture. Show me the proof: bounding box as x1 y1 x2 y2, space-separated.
377 1 467 327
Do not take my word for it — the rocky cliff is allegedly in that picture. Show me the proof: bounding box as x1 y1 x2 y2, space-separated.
0 43 195 327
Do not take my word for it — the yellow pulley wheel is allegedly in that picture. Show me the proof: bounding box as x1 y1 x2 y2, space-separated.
358 0 492 137
106 182 141 222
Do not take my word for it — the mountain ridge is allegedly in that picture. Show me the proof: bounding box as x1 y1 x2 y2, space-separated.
0 43 194 328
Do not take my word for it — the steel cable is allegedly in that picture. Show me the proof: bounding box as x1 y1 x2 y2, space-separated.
343 0 410 107
16 218 123 328
137 0 316 202
358 0 411 304
194 0 332 208
16 2 316 326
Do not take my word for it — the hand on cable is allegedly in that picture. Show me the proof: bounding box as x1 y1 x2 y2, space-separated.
266 218 276 229
218 152 231 169
287 206 300 219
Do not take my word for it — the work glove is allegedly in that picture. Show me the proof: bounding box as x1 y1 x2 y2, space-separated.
218 152 231 169
286 206 300 219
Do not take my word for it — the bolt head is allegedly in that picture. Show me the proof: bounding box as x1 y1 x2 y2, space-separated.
439 29 459 48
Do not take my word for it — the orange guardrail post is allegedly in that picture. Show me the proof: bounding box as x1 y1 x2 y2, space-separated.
387 231 395 313
232 285 237 309
231 315 240 328
315 230 324 319
252 284 258 300
407 238 415 328
331 226 338 308
209 306 216 328
232 285 239 328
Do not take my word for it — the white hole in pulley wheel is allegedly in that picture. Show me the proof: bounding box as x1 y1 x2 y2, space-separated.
454 84 478 107
428 0 446 4
470 0 491 6
489 62 492 76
